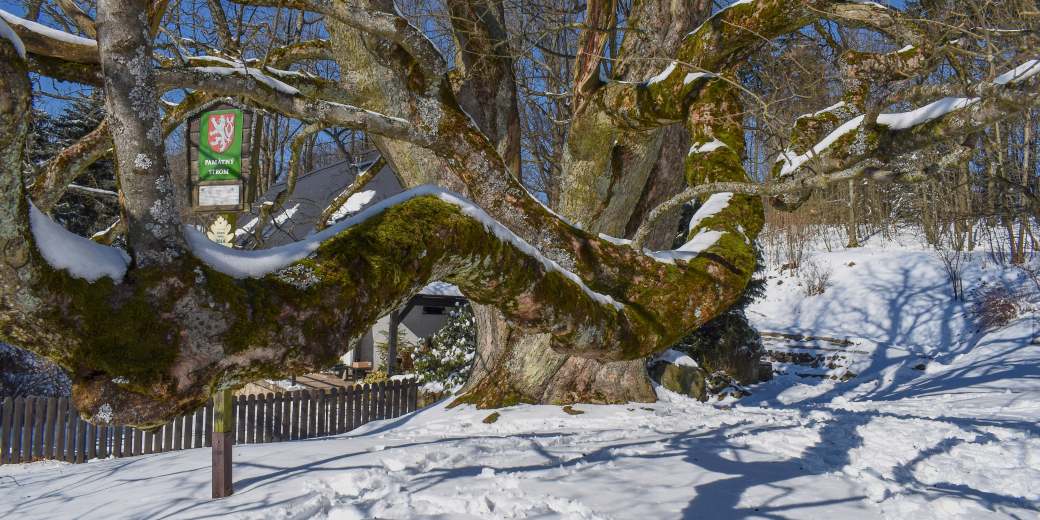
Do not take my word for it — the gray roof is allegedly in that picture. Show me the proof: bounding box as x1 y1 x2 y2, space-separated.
235 158 402 248
235 157 464 300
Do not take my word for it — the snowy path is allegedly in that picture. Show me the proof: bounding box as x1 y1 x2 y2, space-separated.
2 241 1039 519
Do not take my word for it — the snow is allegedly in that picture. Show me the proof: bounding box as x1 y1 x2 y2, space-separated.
655 348 699 367
687 0 756 36
649 230 724 264
645 61 676 85
265 379 306 391
687 192 733 231
192 64 301 95
795 101 847 121
777 115 865 176
28 202 130 283
0 15 25 59
994 59 1040 85
597 233 632 246
68 184 118 197
645 193 732 264
689 138 727 154
4 232 1040 519
876 97 979 130
0 9 97 47
328 189 376 222
185 185 623 310
779 96 979 176
683 72 715 85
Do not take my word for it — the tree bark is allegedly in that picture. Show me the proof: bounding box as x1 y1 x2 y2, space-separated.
458 0 713 407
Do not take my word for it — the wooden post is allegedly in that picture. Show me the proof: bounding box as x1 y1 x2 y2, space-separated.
387 310 400 377
212 389 234 499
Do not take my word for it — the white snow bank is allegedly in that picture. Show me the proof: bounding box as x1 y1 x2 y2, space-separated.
29 203 130 283
185 185 623 310
0 15 25 59
0 9 97 47
655 348 699 367
876 97 978 130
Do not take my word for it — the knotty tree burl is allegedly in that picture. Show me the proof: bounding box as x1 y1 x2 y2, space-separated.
0 0 1037 425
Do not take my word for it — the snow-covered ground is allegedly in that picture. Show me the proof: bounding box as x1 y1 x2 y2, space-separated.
2 234 1038 519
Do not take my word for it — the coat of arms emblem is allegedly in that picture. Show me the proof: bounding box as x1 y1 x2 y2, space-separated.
207 113 236 153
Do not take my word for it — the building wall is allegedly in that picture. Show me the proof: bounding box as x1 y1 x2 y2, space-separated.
341 307 451 371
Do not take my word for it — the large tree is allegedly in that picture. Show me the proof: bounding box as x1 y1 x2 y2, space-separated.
0 0 1037 425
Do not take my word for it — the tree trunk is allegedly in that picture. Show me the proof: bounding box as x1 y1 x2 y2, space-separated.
845 179 859 247
458 305 654 408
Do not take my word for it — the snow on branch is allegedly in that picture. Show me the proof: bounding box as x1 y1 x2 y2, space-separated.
994 60 1040 85
875 97 979 130
0 8 97 63
649 231 724 264
188 56 301 95
185 186 624 310
157 68 422 144
777 56 1040 178
29 202 129 283
0 15 25 59
776 115 866 177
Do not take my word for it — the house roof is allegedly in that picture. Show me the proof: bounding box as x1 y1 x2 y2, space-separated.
234 157 402 247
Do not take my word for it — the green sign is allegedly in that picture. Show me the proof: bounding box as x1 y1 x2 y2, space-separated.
198 109 243 181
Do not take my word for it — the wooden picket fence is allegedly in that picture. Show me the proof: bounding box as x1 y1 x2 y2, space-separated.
0 379 419 465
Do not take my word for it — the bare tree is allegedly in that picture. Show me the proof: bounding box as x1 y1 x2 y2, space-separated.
0 0 1038 425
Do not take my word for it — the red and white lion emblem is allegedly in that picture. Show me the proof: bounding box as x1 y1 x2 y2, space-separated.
207 113 236 153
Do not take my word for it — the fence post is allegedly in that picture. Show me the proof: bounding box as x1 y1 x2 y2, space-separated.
346 385 356 431
113 424 124 458
264 393 274 443
271 393 281 442
75 416 87 463
326 388 337 435
33 398 46 460
65 404 77 462
359 384 369 426
236 395 246 444
212 389 234 499
255 394 266 444
0 397 11 464
307 390 318 438
316 390 326 437
290 391 301 440
20 397 34 462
